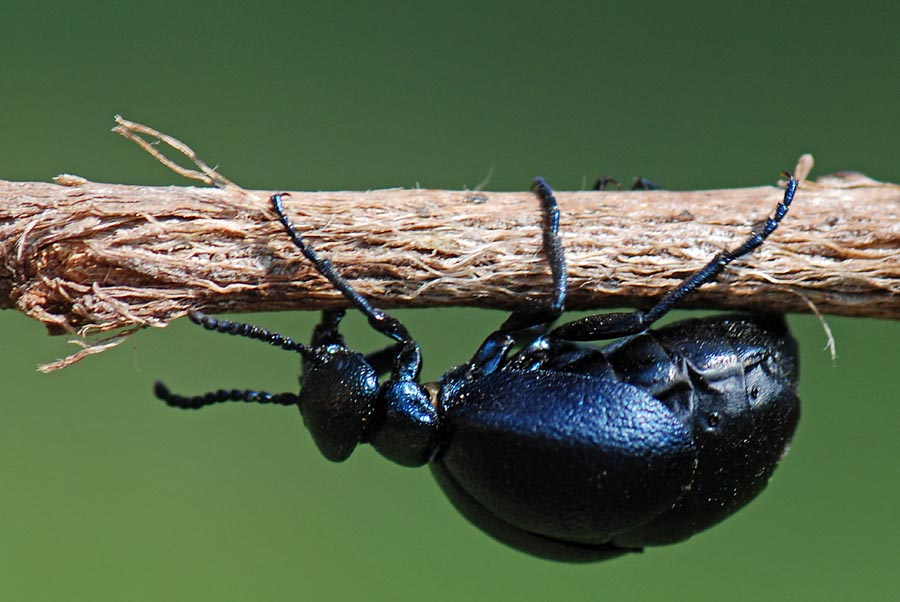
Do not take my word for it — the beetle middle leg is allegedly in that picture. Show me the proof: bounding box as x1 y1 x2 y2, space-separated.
467 177 568 374
550 172 799 342
307 308 400 378
499 177 568 331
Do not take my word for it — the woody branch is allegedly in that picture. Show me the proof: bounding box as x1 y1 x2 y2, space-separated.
0 118 897 369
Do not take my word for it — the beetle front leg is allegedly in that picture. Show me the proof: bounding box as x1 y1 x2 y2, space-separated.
272 193 423 382
310 309 346 348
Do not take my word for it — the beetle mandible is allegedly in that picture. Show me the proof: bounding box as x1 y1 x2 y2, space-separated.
155 173 800 562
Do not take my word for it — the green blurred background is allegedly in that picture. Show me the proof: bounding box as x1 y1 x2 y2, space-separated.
1 2 897 601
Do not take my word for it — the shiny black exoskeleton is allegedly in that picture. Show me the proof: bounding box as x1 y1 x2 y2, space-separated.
155 173 800 562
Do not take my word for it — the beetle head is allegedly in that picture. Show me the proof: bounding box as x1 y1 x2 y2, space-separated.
297 345 380 462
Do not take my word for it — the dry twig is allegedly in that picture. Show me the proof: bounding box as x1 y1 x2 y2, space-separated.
0 117 897 370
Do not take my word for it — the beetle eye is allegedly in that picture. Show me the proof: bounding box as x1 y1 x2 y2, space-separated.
749 386 760 400
705 412 721 429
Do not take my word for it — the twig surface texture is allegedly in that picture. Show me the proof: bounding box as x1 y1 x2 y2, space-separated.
0 119 897 370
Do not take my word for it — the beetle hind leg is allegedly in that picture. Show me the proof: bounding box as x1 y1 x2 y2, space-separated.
550 172 799 343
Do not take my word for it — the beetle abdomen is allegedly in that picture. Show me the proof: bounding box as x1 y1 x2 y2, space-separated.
434 370 696 549
606 315 801 546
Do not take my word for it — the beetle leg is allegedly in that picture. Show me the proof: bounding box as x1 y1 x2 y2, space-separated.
630 176 660 190
465 177 568 374
272 193 423 382
592 176 620 191
364 343 404 378
593 176 659 191
550 172 799 342
309 309 347 347
497 177 568 333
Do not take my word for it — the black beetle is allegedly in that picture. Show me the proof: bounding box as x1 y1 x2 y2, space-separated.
155 173 800 562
